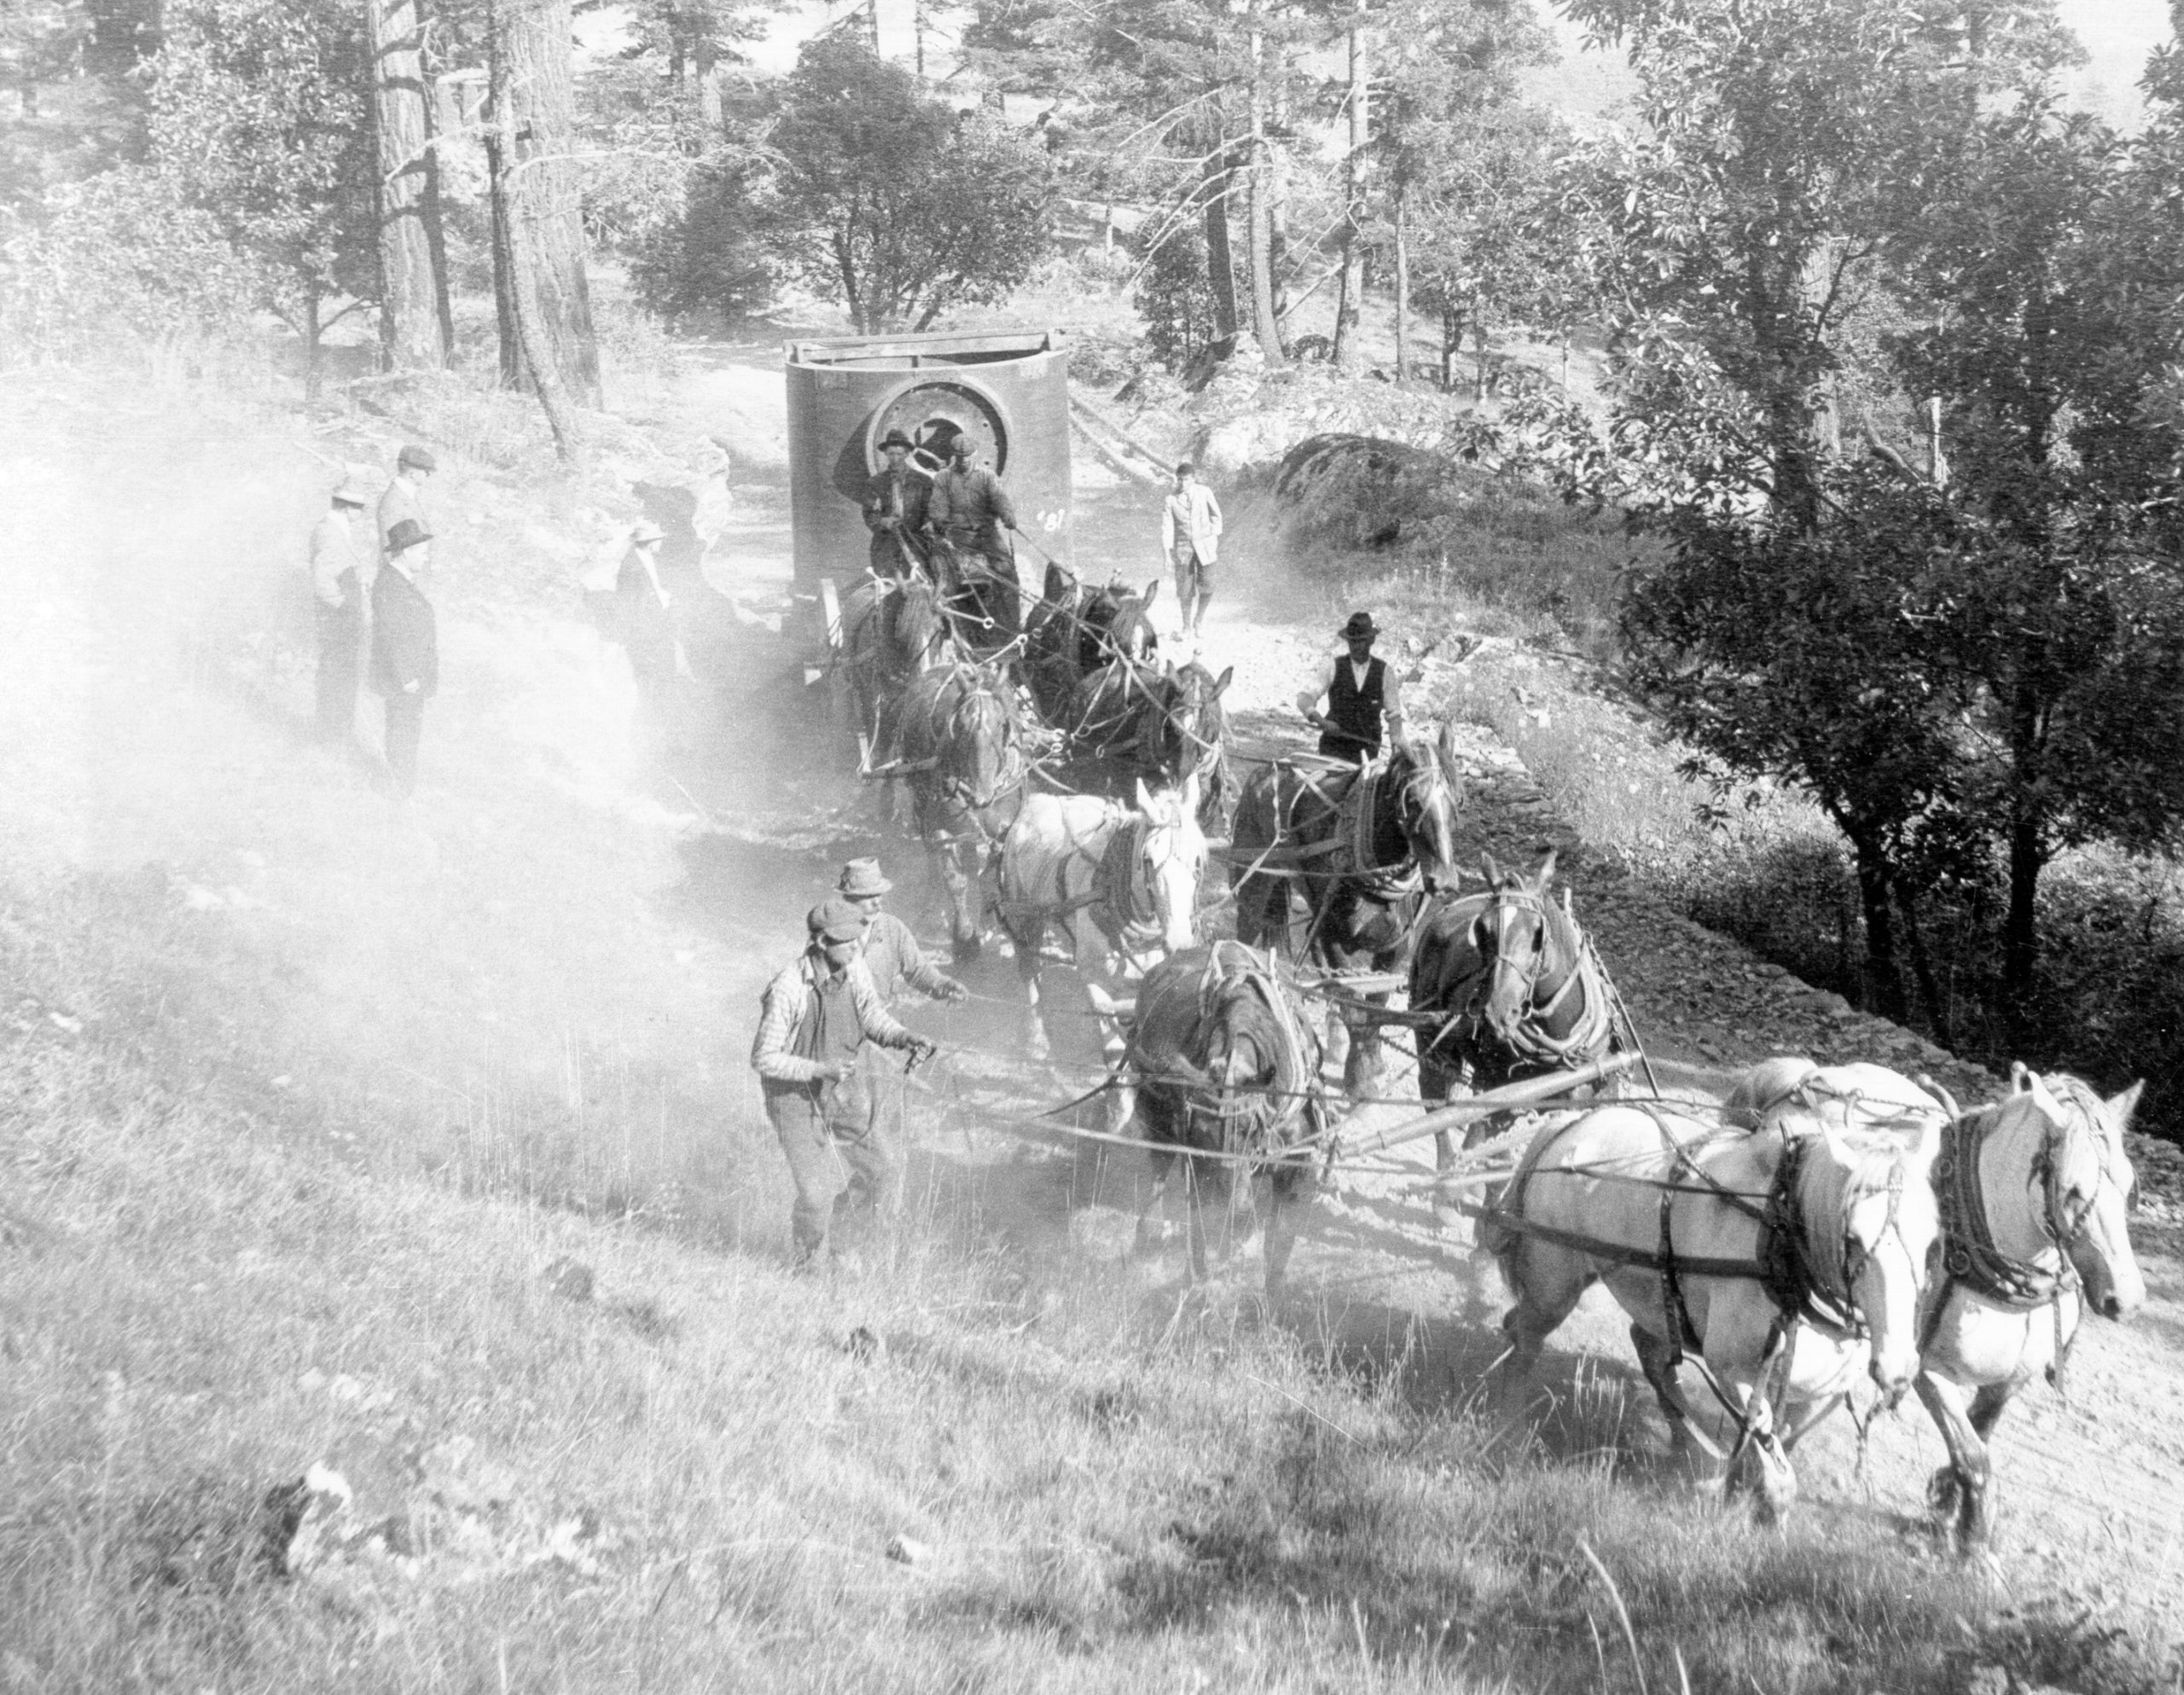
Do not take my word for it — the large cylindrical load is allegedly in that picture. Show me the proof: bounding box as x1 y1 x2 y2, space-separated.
784 329 1073 597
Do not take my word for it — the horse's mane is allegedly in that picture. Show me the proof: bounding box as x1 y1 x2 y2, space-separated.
1793 1129 1912 1303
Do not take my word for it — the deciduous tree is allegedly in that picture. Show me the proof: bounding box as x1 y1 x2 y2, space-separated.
768 38 1053 334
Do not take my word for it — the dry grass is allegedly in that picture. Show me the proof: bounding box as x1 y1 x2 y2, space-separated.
3 352 2177 1693
17 860 2174 1693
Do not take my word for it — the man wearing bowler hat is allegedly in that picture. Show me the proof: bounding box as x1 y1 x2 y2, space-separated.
860 430 935 579
370 517 438 798
752 897 938 1268
310 473 373 744
1301 611 1405 763
378 444 437 562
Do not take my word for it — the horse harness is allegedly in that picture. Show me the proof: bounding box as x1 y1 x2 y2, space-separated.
1423 888 1616 1074
1921 1092 2106 1396
1179 941 1327 1160
1484 1106 1915 1459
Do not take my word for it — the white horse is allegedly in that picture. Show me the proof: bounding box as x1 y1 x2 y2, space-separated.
1489 1094 1944 1521
995 772 1206 1059
1914 1065 2144 1548
1721 1057 2147 1548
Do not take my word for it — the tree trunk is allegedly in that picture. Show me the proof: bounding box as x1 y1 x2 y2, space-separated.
1200 148 1240 355
1245 0 1283 363
485 0 602 412
365 0 452 371
694 38 723 129
1896 883 1954 1050
1392 189 1408 386
2003 684 2046 1019
1331 22 1368 373
1441 307 1458 391
1852 839 1908 1024
304 288 323 403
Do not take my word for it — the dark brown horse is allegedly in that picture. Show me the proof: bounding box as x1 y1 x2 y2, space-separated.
1118 941 1327 1294
1024 563 1159 723
1409 850 1629 1190
891 659 1031 961
1230 723 1465 1092
839 571 953 757
1062 656 1233 831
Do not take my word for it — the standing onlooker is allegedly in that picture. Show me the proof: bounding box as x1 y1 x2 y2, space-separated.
378 444 437 562
616 519 677 700
370 518 438 798
751 898 938 1268
1160 461 1223 644
310 473 372 745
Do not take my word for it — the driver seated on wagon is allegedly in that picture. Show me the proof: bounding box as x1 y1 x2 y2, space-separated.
1299 611 1406 764
860 428 936 581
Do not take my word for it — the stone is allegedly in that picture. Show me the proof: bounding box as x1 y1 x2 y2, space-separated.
886 1534 932 1566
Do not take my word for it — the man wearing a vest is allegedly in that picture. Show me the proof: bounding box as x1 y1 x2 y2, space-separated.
751 898 938 1268
1303 611 1405 763
860 430 935 579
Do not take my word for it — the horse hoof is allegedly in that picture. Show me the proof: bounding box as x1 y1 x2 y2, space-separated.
953 935 984 966
1025 1029 1051 1064
1926 1467 1963 1518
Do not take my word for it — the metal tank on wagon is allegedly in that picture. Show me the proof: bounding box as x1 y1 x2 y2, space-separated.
783 328 1074 654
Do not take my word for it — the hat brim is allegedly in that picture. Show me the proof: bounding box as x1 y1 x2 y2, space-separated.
843 880 892 897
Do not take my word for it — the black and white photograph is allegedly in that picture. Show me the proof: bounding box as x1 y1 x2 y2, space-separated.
3 0 2181 1686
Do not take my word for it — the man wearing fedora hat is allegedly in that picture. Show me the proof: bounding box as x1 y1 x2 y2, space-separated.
752 897 938 1268
310 473 373 744
1301 612 1405 763
860 430 935 579
838 858 968 1007
837 856 965 1150
378 444 437 564
615 517 679 699
370 517 437 798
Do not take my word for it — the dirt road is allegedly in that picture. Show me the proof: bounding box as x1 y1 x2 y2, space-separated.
666 341 2184 1641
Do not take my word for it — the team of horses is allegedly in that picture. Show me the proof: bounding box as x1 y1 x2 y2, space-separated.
828 545 2149 1550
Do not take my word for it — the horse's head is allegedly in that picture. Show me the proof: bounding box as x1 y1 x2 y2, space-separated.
1105 578 1160 663
945 666 1019 810
1135 774 1208 954
2002 1065 2146 1321
1805 1117 1945 1403
1146 662 1231 785
1043 558 1078 608
1391 721 1465 892
894 573 950 670
1472 849 1575 1039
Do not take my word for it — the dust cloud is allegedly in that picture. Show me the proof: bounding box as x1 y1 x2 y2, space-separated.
0 351 1184 1265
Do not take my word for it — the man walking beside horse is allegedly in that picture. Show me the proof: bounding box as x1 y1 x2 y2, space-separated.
752 897 939 1270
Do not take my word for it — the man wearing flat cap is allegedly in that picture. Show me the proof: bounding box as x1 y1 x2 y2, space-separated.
379 444 437 566
860 430 935 580
752 897 938 1268
310 473 372 744
1300 611 1404 763
370 518 438 798
929 434 1022 641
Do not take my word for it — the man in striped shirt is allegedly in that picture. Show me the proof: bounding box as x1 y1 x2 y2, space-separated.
751 898 937 1267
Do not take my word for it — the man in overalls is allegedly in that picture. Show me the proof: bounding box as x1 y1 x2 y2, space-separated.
1301 611 1405 763
751 897 937 1268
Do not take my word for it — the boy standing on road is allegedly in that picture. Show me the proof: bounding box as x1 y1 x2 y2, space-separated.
752 897 938 1268
1160 461 1222 644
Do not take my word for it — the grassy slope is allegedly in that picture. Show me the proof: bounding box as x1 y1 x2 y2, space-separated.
0 361 2171 1694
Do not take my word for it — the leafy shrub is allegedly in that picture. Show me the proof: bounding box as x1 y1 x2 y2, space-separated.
630 156 775 331
0 167 264 360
